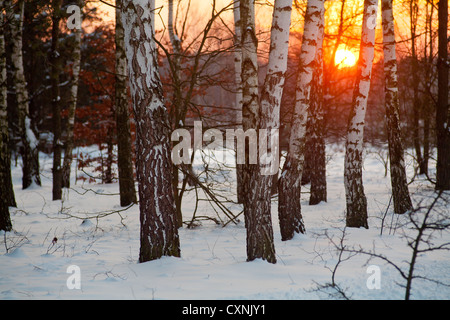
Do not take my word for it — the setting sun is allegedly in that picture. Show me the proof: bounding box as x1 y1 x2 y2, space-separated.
334 49 357 68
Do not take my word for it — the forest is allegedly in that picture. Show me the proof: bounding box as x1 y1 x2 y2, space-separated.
0 0 449 300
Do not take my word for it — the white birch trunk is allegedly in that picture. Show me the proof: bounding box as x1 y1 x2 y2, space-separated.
381 0 413 214
122 0 180 262
278 0 324 240
344 0 378 228
62 25 81 189
8 0 41 189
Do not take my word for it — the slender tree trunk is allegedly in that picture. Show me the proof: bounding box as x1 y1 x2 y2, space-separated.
51 0 63 200
233 0 245 204
409 0 424 175
0 2 12 231
435 0 449 190
308 31 327 205
115 1 137 207
168 0 184 227
122 0 180 262
344 0 378 229
381 0 413 214
62 2 82 189
9 0 41 189
278 0 324 240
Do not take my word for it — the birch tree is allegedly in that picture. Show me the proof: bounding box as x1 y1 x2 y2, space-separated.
62 1 83 189
344 0 378 229
307 29 326 205
122 0 180 262
115 0 137 207
233 0 245 204
278 0 324 241
242 0 293 263
8 0 41 189
381 0 413 214
0 1 12 231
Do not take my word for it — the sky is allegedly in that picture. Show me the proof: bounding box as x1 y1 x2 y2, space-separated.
90 0 442 65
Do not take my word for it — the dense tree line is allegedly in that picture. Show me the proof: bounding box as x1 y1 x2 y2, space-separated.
0 0 448 265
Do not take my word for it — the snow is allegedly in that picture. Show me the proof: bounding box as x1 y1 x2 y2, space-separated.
1 144 449 300
25 117 38 150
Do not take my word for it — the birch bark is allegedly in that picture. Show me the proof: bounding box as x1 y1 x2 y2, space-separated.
278 0 324 240
233 0 245 204
62 4 82 189
122 0 181 261
381 0 413 214
344 0 378 229
9 0 41 189
244 0 293 263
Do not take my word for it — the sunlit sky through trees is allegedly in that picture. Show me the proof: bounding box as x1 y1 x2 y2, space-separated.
92 0 442 67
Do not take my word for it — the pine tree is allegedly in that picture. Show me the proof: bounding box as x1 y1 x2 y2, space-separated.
121 0 180 262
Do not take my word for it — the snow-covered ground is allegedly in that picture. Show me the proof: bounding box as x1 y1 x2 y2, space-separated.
1 144 449 300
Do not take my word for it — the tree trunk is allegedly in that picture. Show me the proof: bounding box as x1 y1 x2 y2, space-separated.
278 0 324 240
244 0 292 263
240 0 259 232
435 0 449 190
8 0 41 190
308 30 327 205
381 0 413 214
51 0 63 201
233 0 245 205
122 0 180 262
344 0 378 229
115 1 137 207
168 0 184 228
62 2 82 189
0 2 12 231
409 0 424 175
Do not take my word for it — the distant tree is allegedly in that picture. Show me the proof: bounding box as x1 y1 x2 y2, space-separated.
381 0 413 214
122 0 181 262
344 0 378 229
115 0 137 207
